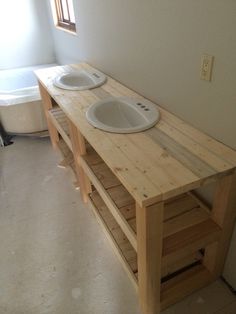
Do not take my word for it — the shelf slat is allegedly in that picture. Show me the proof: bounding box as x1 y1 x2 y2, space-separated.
163 219 221 257
48 107 72 152
57 139 78 182
81 156 138 251
161 265 213 310
88 192 138 290
161 251 203 279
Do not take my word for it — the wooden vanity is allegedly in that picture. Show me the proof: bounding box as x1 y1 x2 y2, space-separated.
36 63 236 314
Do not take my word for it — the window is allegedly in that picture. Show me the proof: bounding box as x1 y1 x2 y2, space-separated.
53 0 76 32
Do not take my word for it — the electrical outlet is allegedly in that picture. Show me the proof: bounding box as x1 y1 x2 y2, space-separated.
200 54 214 81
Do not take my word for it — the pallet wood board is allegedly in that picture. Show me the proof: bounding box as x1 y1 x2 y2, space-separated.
88 193 138 290
160 265 213 310
57 138 78 184
81 153 138 251
89 188 219 282
48 107 72 151
89 188 215 310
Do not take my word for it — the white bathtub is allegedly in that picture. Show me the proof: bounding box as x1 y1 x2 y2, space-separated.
0 64 56 134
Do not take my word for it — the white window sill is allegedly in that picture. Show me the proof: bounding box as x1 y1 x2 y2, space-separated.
54 25 77 36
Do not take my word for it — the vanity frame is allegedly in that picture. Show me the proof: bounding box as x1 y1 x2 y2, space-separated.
37 63 236 314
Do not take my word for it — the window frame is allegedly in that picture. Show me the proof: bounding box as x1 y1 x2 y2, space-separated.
54 0 76 32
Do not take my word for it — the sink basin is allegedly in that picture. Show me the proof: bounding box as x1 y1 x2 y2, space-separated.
86 97 160 133
53 69 106 91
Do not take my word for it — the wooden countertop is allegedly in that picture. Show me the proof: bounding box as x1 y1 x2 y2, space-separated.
35 63 236 207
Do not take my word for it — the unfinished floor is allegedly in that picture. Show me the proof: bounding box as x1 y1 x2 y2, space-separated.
0 136 235 314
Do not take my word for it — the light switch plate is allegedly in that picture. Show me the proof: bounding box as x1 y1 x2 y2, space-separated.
200 54 214 81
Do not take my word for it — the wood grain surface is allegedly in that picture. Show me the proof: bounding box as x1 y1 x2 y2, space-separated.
35 63 236 207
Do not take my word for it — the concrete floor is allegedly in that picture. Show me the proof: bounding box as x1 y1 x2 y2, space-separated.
0 136 235 314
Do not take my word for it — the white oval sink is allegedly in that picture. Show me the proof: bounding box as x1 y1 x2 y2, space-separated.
53 69 106 91
86 97 160 133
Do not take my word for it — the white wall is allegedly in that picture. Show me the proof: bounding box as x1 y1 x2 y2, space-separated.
48 0 236 151
0 0 55 70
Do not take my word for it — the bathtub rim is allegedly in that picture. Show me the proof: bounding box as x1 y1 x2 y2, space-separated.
0 85 41 106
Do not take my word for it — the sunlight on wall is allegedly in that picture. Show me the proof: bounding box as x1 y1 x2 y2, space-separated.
0 0 35 40
49 0 58 26
0 0 35 65
0 0 54 69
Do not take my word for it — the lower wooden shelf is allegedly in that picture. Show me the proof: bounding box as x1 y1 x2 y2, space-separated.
81 148 138 251
88 191 138 289
88 186 221 309
160 264 213 309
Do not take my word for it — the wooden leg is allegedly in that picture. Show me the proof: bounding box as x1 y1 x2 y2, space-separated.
136 201 164 314
204 172 236 277
68 120 92 203
38 82 59 148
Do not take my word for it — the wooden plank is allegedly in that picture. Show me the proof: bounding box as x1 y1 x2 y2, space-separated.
136 201 164 314
90 162 121 189
161 251 203 278
214 300 236 314
88 196 138 290
106 132 199 199
163 206 210 238
164 193 202 220
56 139 79 187
38 81 59 148
57 139 74 165
159 107 236 166
128 217 136 233
158 119 231 173
84 144 104 166
119 193 210 238
106 185 134 209
127 205 210 238
146 127 216 178
163 219 221 257
68 120 92 202
119 203 136 221
90 191 138 272
48 107 72 151
203 172 236 277
188 191 211 212
161 265 213 310
57 154 74 169
80 157 137 251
